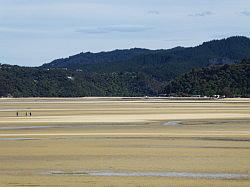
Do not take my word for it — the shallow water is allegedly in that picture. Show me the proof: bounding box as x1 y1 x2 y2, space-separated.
0 126 56 130
0 138 40 141
162 121 182 126
50 170 249 179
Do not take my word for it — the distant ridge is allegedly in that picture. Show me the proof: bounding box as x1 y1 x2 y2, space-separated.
0 36 250 97
42 36 250 81
42 48 155 68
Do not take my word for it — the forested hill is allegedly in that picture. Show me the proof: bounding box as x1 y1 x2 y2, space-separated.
42 36 250 81
1 36 250 97
0 59 249 97
42 48 155 68
0 65 163 97
164 59 250 97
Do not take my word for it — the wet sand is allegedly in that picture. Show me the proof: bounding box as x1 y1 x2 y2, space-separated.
0 98 250 187
49 170 249 179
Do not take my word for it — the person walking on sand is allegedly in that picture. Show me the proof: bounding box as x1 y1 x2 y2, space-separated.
16 112 19 117
30 112 32 117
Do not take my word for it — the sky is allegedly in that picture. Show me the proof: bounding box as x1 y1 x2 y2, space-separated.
0 0 250 66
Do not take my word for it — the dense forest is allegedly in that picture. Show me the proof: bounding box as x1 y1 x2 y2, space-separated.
0 65 163 97
0 36 250 97
42 36 250 81
165 59 250 97
0 59 249 97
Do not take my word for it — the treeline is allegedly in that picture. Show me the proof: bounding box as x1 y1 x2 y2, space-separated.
0 65 163 97
165 59 250 97
42 36 250 82
1 36 250 97
1 59 249 97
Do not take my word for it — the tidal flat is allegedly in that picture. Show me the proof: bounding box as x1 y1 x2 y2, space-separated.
0 97 249 187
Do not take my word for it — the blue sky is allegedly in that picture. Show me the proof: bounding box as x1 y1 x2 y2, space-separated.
0 0 250 66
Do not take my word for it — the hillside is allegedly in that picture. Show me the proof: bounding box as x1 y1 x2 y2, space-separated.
42 48 155 69
0 64 163 97
1 37 250 98
1 59 249 97
42 36 250 81
165 59 250 97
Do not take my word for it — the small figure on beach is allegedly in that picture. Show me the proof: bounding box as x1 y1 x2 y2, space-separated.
16 112 19 117
26 112 28 117
29 112 32 116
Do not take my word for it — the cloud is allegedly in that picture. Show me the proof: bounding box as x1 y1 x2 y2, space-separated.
147 10 160 15
240 11 250 16
188 11 213 17
76 25 154 34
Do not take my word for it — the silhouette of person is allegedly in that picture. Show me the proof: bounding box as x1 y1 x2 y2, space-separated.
16 112 19 117
30 112 32 116
26 112 28 117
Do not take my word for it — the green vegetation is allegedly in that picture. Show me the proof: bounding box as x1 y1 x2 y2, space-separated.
165 59 250 97
1 59 249 97
0 65 163 97
42 36 250 81
0 36 250 97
